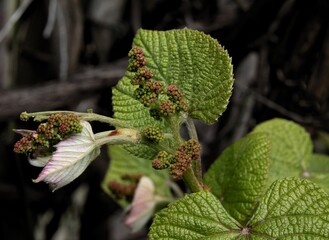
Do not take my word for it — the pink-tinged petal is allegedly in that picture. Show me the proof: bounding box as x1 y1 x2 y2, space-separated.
125 176 156 232
33 121 100 191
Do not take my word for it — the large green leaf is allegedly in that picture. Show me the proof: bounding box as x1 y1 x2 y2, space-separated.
101 145 171 207
303 153 329 193
204 132 270 224
150 179 329 240
113 28 234 126
248 177 329 239
149 191 241 240
253 118 313 186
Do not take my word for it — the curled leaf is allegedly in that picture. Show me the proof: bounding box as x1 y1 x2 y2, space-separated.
33 121 100 191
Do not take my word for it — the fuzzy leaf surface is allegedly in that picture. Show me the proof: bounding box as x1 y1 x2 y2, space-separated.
248 177 329 239
150 179 329 239
204 132 270 223
113 28 234 127
149 191 241 240
102 145 171 207
253 118 312 186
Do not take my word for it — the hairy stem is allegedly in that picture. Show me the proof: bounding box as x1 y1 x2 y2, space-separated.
182 166 203 193
21 111 128 127
94 128 140 146
185 116 203 182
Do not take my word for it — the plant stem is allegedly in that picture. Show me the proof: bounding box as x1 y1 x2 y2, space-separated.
22 111 128 127
182 166 203 193
94 128 140 146
185 116 203 182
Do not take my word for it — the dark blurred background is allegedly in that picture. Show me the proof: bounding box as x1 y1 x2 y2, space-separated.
0 0 328 239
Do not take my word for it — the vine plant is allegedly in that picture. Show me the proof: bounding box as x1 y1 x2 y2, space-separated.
14 29 329 239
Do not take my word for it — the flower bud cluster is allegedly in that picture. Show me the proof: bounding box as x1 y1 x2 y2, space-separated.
170 139 201 180
127 47 188 121
108 174 142 200
14 113 82 157
128 47 147 71
141 127 164 144
167 85 188 112
131 67 154 85
152 151 174 169
151 139 201 180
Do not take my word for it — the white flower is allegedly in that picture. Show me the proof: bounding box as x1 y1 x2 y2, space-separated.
125 176 170 232
33 121 100 191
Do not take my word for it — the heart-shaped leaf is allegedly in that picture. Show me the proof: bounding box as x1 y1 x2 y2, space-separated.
247 177 329 239
253 118 313 186
204 132 270 223
113 28 234 127
150 178 329 239
149 191 241 240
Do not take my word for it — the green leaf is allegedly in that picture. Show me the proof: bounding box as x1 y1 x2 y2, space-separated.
303 153 329 193
204 132 270 223
253 118 313 186
101 145 171 207
248 177 329 239
150 179 329 239
113 28 234 126
149 191 241 240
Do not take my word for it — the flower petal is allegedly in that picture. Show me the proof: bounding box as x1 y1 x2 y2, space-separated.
125 176 156 232
28 156 51 167
33 121 100 191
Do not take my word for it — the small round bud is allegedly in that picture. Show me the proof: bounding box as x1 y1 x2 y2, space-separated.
159 100 176 116
142 127 164 143
131 67 154 85
134 87 158 107
13 136 34 154
20 112 30 121
169 139 201 180
145 81 164 94
152 151 173 169
166 85 188 112
128 47 147 71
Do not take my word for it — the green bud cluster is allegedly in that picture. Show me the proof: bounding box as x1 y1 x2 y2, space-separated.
127 47 188 121
14 113 83 157
152 151 174 170
150 139 201 180
141 127 164 143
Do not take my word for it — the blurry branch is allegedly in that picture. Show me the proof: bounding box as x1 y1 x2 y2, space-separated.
43 0 57 38
235 81 325 129
0 0 34 43
0 59 127 120
57 1 69 80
